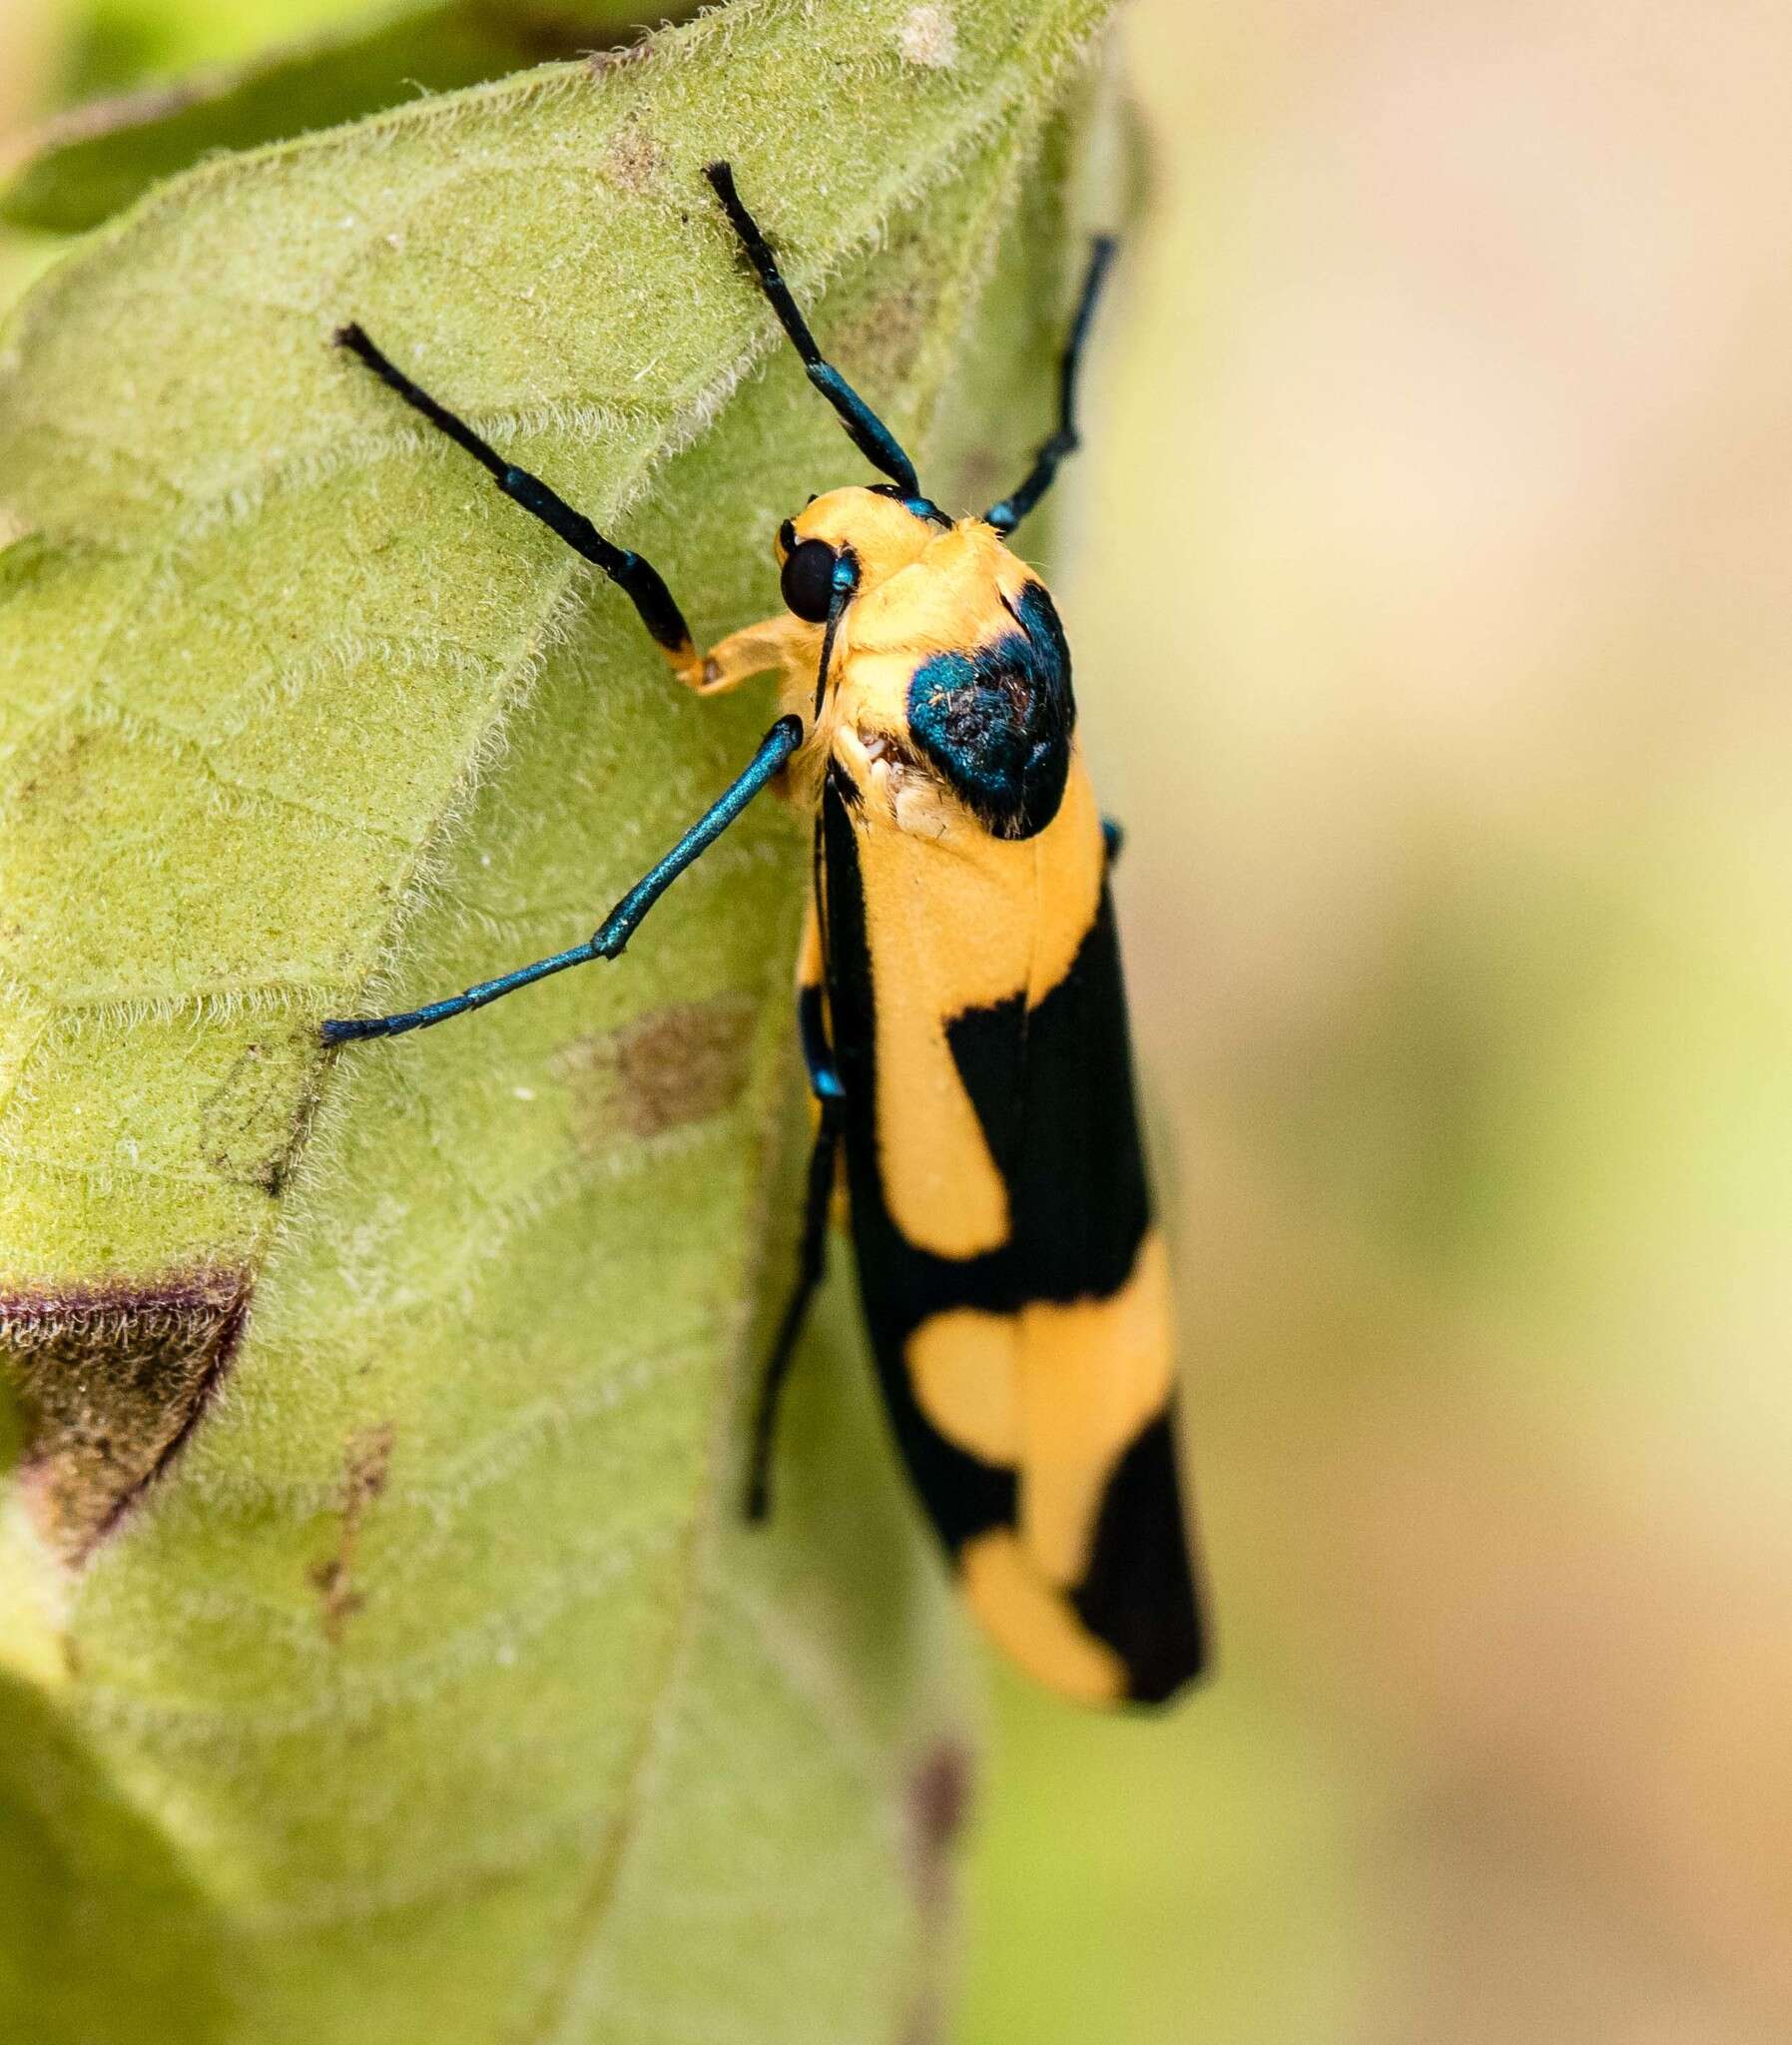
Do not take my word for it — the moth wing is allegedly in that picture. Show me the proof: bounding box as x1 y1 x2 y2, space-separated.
928 877 1208 1706
822 757 1207 1708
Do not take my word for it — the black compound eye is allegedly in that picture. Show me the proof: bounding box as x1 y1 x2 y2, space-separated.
776 518 798 558
780 538 839 624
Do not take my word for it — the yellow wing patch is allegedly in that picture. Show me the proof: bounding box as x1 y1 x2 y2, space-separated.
960 1530 1126 1705
907 1229 1173 1586
906 1305 1020 1466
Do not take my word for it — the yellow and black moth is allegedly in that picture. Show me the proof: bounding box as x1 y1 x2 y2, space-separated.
324 163 1208 1707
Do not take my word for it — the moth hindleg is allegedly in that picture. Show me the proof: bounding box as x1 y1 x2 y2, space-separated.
745 1085 843 1523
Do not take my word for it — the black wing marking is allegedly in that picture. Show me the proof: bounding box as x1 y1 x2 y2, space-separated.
1071 1413 1208 1706
944 882 1148 1306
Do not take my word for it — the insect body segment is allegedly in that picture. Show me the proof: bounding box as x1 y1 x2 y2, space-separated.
321 162 1207 1707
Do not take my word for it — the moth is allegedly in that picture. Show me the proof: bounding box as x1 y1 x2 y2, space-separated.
324 162 1207 1706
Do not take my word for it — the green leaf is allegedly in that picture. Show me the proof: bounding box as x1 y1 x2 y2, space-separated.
0 2 1119 2038
0 0 706 238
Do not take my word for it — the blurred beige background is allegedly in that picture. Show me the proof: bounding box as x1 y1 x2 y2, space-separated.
4 1 1789 2038
976 3 1792 2040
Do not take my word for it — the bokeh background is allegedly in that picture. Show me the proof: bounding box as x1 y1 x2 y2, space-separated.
4 1 1788 2038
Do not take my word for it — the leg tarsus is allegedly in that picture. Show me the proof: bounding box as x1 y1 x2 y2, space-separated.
320 936 596 1043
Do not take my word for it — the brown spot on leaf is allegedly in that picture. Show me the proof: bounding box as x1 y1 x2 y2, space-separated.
900 1996 948 2045
0 1270 250 1566
308 1422 395 1645
12 725 95 811
554 996 758 1151
900 1742 974 2033
908 1738 975 1914
600 119 666 195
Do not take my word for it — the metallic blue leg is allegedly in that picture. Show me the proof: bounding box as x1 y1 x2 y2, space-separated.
984 236 1118 536
704 162 936 517
322 714 805 1043
746 1087 843 1522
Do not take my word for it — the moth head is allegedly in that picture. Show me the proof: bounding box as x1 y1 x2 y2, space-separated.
774 486 938 621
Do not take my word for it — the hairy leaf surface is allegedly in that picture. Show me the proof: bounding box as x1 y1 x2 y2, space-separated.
0 0 1118 2037
0 0 706 238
